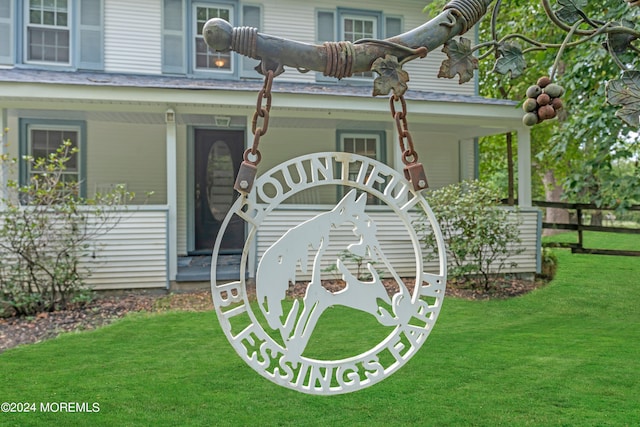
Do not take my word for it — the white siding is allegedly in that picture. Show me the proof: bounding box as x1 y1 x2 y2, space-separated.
255 208 428 282
262 1 317 83
252 124 463 196
84 207 168 289
256 126 338 174
512 208 541 274
255 207 540 282
0 207 168 291
104 0 162 74
414 133 460 189
87 121 167 205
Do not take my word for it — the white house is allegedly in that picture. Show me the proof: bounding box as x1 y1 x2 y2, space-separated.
0 0 538 290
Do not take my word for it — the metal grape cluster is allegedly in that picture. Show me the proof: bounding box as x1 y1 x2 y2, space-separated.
522 76 566 127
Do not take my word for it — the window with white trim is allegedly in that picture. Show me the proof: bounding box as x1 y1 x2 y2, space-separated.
317 9 402 82
20 119 86 197
340 132 385 204
28 127 80 184
3 0 103 69
193 3 232 71
26 0 71 64
342 14 376 78
162 1 261 77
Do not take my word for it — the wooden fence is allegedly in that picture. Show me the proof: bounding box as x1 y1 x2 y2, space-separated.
534 201 640 256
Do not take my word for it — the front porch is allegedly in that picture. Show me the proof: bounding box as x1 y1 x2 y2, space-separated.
176 254 243 283
1 69 536 291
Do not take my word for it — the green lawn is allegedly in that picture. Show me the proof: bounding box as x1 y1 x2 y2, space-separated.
1 233 639 426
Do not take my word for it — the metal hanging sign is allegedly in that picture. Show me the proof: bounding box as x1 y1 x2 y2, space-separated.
211 152 447 395
200 0 487 393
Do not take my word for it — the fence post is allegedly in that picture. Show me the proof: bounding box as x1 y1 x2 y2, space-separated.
577 207 584 251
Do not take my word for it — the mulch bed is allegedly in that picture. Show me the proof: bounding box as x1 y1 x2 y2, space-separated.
0 291 214 354
0 277 547 354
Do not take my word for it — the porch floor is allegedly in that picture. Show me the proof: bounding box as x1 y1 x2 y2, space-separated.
176 255 242 282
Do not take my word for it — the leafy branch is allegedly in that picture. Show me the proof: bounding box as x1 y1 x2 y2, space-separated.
435 0 640 127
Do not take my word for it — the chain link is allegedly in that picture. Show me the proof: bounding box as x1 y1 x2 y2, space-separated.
389 93 429 191
390 94 418 165
246 69 275 165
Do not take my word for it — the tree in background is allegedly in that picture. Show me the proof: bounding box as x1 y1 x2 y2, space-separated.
426 1 640 218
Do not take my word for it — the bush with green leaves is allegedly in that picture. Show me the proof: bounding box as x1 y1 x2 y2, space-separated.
0 141 134 317
415 180 524 290
321 249 382 281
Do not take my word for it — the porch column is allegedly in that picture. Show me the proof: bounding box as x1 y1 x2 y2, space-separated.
517 127 532 207
392 125 404 174
246 115 256 278
0 109 6 206
165 108 178 283
458 138 477 181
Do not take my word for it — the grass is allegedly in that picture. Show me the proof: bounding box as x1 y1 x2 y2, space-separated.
1 231 639 426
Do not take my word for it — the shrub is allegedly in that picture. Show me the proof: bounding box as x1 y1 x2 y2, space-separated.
322 250 382 281
0 141 134 316
540 247 558 280
415 180 524 290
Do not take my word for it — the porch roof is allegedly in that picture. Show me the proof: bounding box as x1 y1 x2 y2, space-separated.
0 68 516 107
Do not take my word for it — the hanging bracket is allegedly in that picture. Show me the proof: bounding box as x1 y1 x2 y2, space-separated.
203 0 493 96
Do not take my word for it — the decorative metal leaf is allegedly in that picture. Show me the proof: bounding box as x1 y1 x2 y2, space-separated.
606 70 640 128
492 43 526 79
555 0 588 25
605 20 638 54
371 55 410 97
438 37 478 85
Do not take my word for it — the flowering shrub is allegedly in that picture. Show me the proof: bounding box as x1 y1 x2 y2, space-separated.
0 141 134 316
415 180 524 290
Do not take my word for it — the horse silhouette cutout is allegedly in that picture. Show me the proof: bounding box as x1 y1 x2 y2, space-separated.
256 189 410 357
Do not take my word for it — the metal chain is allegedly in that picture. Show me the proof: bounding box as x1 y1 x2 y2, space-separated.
390 94 418 165
389 94 429 191
234 69 275 194
245 69 274 166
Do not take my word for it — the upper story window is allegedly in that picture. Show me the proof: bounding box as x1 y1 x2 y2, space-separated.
0 0 103 69
342 14 376 78
26 0 70 64
317 9 402 82
193 3 232 72
162 0 261 78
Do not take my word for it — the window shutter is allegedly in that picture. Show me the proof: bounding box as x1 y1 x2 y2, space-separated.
241 5 261 77
0 0 13 65
385 16 402 38
78 0 104 70
317 11 335 42
162 0 185 74
315 11 335 82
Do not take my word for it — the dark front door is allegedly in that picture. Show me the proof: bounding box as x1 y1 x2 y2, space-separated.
194 129 245 254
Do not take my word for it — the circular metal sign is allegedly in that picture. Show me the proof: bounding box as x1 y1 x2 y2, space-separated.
211 152 446 395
